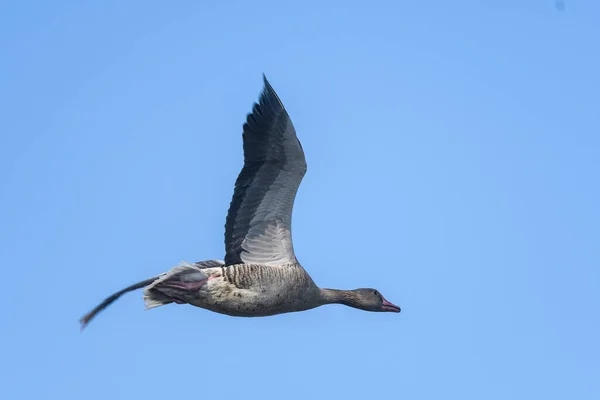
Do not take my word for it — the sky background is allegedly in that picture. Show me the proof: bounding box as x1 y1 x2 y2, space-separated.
1 1 599 399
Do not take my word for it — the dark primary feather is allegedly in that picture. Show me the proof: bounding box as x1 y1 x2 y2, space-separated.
224 75 307 266
79 276 159 330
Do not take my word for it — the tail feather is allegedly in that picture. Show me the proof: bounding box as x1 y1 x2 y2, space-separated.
80 260 224 331
142 262 211 309
143 288 175 310
79 276 158 331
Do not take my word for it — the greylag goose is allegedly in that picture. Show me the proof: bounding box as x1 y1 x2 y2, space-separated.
80 75 400 329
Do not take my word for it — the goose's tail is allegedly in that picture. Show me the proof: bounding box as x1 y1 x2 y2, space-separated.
79 276 159 331
79 260 224 331
141 261 218 309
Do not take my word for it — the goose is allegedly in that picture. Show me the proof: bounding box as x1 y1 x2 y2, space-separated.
80 75 400 329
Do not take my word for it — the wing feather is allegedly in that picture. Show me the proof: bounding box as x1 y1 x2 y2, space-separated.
224 76 306 266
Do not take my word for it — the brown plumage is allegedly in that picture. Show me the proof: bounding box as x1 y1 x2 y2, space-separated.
80 75 400 330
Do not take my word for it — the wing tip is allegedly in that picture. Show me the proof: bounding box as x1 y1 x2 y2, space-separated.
262 73 276 90
259 73 284 110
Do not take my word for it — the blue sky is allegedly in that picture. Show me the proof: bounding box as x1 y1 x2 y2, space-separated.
1 1 599 399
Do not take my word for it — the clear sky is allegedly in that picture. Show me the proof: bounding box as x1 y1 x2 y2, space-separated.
1 1 598 399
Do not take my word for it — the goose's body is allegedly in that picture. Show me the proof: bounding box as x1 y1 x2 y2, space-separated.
145 261 320 317
80 76 400 329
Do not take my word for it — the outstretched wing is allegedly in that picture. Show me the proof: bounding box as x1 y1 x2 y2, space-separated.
224 75 307 266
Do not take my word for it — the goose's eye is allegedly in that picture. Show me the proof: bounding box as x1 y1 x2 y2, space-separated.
373 290 377 295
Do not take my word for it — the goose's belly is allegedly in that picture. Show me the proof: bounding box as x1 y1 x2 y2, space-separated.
190 270 318 317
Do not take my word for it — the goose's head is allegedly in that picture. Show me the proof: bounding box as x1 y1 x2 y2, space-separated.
353 288 401 313
321 288 401 313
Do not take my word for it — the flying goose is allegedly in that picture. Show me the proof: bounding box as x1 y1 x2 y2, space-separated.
80 75 400 329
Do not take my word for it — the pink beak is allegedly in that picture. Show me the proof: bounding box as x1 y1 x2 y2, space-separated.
382 297 401 313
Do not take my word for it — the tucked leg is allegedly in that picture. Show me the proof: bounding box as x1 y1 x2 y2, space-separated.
159 279 208 291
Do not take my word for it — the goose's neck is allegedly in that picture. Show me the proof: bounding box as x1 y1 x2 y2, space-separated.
319 288 358 307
